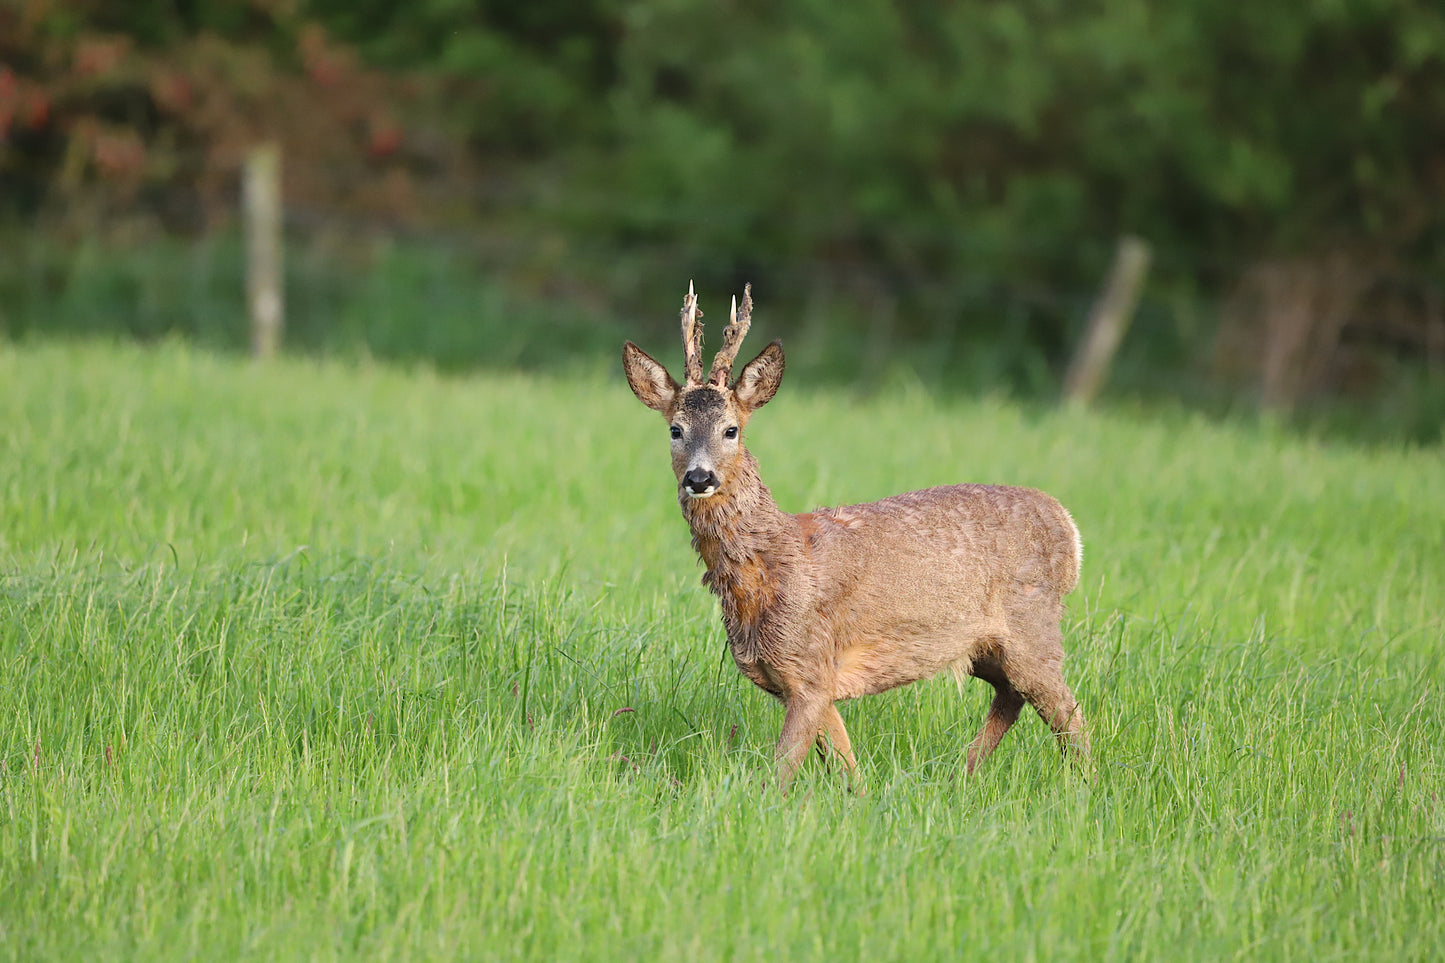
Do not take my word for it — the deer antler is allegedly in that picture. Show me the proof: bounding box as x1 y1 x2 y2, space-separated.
708 283 753 387
681 279 705 386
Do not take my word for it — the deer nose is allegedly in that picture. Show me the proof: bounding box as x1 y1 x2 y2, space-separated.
683 467 719 495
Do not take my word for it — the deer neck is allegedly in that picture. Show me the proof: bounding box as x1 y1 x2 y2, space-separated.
680 449 799 647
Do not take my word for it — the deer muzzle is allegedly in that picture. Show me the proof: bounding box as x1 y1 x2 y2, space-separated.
683 467 720 498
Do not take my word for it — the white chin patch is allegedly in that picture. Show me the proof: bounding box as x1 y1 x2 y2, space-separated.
686 488 718 499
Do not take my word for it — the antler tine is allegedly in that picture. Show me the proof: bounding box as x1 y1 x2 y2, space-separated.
680 279 705 385
708 282 753 386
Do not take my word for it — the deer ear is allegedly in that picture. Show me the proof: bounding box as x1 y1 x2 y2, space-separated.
732 340 785 411
623 342 679 413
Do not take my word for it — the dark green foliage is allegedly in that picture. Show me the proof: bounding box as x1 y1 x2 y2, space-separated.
307 0 619 150
3 0 1443 423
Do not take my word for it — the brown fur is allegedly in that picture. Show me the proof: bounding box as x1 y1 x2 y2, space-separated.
622 288 1089 792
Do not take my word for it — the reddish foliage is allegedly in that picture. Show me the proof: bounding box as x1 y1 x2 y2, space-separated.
0 9 473 236
1 65 51 137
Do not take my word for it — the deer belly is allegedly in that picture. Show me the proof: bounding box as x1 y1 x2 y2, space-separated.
830 618 1006 700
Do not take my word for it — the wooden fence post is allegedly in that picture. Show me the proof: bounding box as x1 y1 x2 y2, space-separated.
1064 235 1151 406
244 143 284 359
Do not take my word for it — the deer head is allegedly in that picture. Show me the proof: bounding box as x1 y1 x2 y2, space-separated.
623 281 785 499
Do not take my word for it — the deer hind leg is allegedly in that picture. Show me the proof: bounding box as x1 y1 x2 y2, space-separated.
1003 599 1091 769
966 682 1025 775
813 703 864 794
1018 672 1090 765
1007 651 1091 767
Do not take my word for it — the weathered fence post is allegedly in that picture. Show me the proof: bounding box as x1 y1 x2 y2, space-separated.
244 143 284 359
1064 235 1151 406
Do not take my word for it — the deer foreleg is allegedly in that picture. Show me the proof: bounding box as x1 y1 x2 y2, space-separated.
813 703 864 794
774 694 830 794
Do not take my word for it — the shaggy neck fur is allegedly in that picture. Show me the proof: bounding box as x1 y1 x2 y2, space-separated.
680 448 801 663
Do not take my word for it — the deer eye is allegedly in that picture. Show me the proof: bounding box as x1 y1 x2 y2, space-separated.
670 425 683 440
724 426 739 439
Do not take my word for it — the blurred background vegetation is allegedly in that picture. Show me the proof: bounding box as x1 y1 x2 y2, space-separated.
3 0 1443 440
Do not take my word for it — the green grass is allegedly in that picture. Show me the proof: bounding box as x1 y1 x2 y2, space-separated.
2 339 1442 961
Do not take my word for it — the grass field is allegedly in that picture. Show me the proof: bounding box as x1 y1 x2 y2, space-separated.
2 338 1441 960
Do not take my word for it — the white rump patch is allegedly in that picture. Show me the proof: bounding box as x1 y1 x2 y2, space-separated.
1065 507 1083 573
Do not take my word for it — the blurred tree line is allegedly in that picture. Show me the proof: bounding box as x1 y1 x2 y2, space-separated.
3 0 1444 428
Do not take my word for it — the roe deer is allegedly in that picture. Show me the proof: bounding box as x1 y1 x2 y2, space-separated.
623 282 1090 792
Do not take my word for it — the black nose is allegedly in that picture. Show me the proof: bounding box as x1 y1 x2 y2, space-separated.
684 468 719 493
